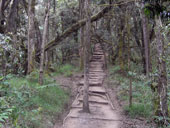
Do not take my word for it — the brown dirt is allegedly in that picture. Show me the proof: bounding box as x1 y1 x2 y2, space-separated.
53 72 156 128
53 73 82 128
53 43 156 128
60 44 122 128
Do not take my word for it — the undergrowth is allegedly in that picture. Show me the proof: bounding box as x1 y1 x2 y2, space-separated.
108 64 170 127
51 64 79 77
108 65 154 119
0 64 75 128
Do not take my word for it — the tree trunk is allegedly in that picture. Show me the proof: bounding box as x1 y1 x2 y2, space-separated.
0 0 5 20
27 0 36 74
141 3 151 76
155 15 168 125
79 0 85 70
126 14 132 107
45 14 50 70
50 0 56 63
7 0 19 33
118 17 125 72
133 16 146 74
118 31 123 71
0 0 7 33
35 19 42 62
83 0 91 113
39 1 50 85
22 0 42 63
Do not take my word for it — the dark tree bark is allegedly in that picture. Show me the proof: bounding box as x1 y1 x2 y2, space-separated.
141 3 151 76
7 0 19 33
0 0 12 33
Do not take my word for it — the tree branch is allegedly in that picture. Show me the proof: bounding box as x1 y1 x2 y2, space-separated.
44 5 112 51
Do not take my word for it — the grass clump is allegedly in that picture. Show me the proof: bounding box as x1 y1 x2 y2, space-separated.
33 85 69 114
124 103 152 118
59 64 74 77
53 64 79 77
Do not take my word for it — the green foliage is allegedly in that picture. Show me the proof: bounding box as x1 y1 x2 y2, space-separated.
57 64 74 76
124 103 152 118
108 65 154 119
109 65 121 74
0 97 14 127
33 85 69 114
26 70 55 85
144 1 167 17
0 72 69 127
154 116 170 126
108 62 170 127
144 7 152 16
53 64 79 77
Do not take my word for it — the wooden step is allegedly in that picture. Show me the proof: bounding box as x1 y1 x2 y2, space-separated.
89 86 106 94
78 81 102 86
78 96 108 104
93 53 104 56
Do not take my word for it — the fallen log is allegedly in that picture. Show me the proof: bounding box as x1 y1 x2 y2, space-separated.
44 0 135 52
44 5 112 51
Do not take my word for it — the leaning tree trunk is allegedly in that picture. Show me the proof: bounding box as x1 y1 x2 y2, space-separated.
154 15 168 125
83 0 91 113
27 0 36 74
39 1 50 85
44 0 126 52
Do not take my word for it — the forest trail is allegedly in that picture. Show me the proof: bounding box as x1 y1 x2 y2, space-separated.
62 43 121 128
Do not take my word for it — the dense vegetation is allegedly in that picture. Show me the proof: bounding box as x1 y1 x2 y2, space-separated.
0 0 169 127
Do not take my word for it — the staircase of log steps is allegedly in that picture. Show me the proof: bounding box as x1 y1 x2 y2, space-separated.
63 43 120 128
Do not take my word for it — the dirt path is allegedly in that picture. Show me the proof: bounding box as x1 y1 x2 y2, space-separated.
62 43 121 128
